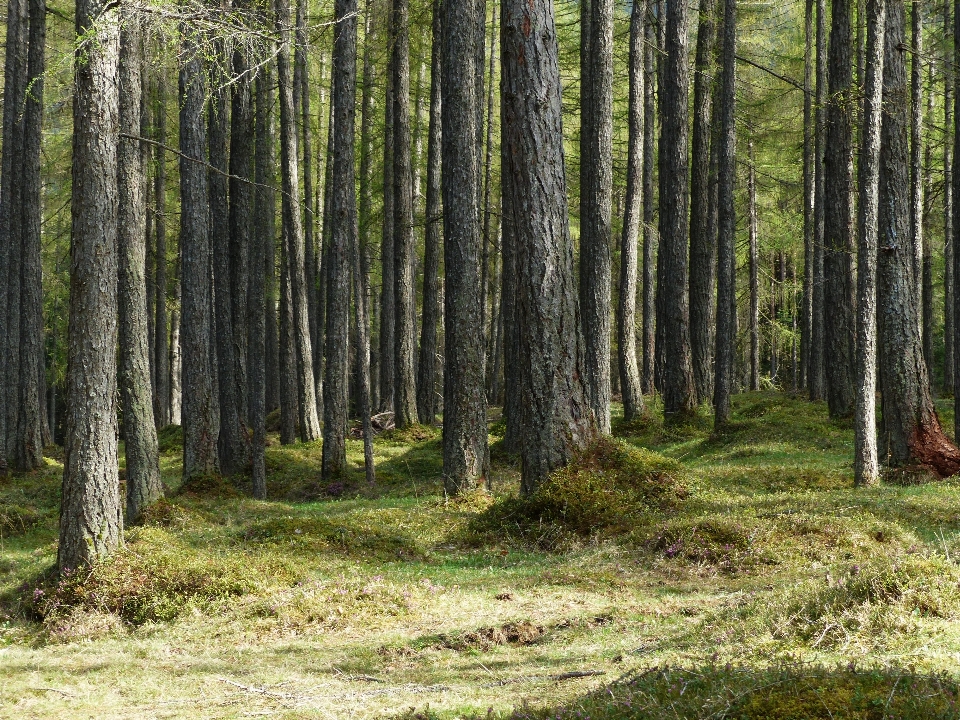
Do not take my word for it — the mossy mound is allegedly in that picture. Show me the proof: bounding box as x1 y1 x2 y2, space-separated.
175 473 243 499
379 423 440 445
464 437 689 549
156 424 183 454
644 515 770 574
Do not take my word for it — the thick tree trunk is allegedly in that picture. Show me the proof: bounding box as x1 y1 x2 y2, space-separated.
823 0 856 418
322 0 358 480
810 0 827 400
179 42 218 480
154 77 171 428
579 0 613 431
641 12 656 396
417 0 442 426
748 143 759 391
618 0 645 423
118 23 162 521
714 0 736 426
276 0 321 442
880 0 960 477
500 117 521 453
955 0 960 439
502 0 597 492
60 0 122 570
854 0 885 486
947 0 956 391
910 0 923 301
689 0 717 406
658 0 697 420
443 0 489 493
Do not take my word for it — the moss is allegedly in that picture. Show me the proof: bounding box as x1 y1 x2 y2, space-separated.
156 424 183 454
175 473 243 499
379 423 441 445
644 515 770 574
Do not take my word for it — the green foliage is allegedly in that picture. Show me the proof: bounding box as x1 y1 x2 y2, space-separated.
156 424 184 454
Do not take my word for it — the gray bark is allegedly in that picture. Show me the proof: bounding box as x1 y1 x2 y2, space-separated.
910 0 923 301
749 143 759 391
379 18 396 413
359 0 377 412
802 0 814 390
154 77 171 427
810 0 827 400
642 10 656 396
946 0 955 390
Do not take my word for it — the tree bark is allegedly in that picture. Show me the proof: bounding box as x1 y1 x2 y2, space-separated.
379 14 396 413
823 0 856 418
946 0 955 391
60 0 122 571
802 0 814 390
118 21 162 521
618 0 645 422
854 0 885 486
658 0 697 420
154 77 171 428
502 0 597 492
748 143 759 391
809 0 827 400
880 0 960 477
443 0 489 494
322 0 358 480
689 0 717 406
910 0 923 303
714 0 736 426
641 10 656 396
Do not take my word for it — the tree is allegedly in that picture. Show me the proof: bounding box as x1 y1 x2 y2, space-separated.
617 0 645 423
379 9 396 414
322 0 358 480
443 0 489 494
118 21 162 521
801 0 813 389
502 0 597 492
658 0 697 420
642 8 656 396
154 77 171 428
59 0 122 570
809 0 827 400
945 0 954 390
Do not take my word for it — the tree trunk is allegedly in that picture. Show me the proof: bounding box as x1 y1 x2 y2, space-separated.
392 0 419 428
118 22 162 520
500 111 521 453
714 0 736 426
170 255 182 425
322 0 358 479
689 0 717 406
946 0 955 391
641 11 656 396
443 0 489 493
810 0 827 400
802 0 814 390
854 0 885 486
618 0 645 422
658 0 697 420
417 0 442 425
279 232 299 445
379 14 396 413
60 0 122 570
880 0 960 476
502 0 597 491
480 1 498 392
910 0 923 302
359 0 378 413
154 77 171 428
823 0 856 418
179 40 218 480
749 143 759 391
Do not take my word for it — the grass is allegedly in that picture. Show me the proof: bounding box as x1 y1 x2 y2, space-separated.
2 391 960 718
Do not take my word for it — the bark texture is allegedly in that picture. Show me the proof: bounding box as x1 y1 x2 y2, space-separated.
809 0 827 400
154 77 170 427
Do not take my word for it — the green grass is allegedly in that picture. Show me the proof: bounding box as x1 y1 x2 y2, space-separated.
2 391 960 718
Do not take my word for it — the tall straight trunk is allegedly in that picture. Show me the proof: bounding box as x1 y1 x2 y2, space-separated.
379 17 396 413
480 1 498 384
417 0 442 425
154 77 170 427
352 185 376 486
60 0 121 570
855 0 884 486
810 0 827 400
881 0 960 476
279 231 299 444
276 0 321 441
714 0 736 425
210 56 248 474
500 151 521 452
910 0 923 299
923 68 935 383
579 0 613 432
955 0 960 438
359 0 377 412
689 0 717 405
502 0 597 491
641 12 656 396
17 0 44 469
413 59 427 210
260 68 280 418
802 0 814 390
658 0 697 420
443 0 489 493
618 0 645 422
322 0 358 479
230 18 254 423
179 42 218 480
118 23 162 520
392 0 419 428
823 0 856 418
170 256 182 424
250 67 276 498
748 143 759 391
946 0 955 391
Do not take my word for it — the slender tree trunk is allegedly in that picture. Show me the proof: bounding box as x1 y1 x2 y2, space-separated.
658 0 697 419
579 0 613 431
689 0 717 406
749 143 759 391
359 0 377 413
641 11 656 396
170 256 182 425
500 93 521 453
502 0 597 491
379 15 396 413
60 0 122 570
118 22 162 520
881 0 960 476
946 0 955 391
823 0 856 418
618 0 645 422
417 0 442 425
802 0 814 390
714 0 736 425
352 188 376 486
276 0 321 441
154 78 170 427
810 0 827 400
854 0 885 486
322 0 358 479
480 1 498 386
179 39 218 480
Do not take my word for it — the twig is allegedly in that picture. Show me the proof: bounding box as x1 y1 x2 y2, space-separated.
31 687 75 697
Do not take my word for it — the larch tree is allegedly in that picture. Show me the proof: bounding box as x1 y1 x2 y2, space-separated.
154 77 171 428
945 0 954 390
59 0 122 570
501 0 597 492
809 0 827 401
641 8 656 396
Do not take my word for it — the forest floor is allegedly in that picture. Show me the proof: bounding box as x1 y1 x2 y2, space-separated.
3 392 960 719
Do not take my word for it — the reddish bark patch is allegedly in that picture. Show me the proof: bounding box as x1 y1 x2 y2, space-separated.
909 421 960 479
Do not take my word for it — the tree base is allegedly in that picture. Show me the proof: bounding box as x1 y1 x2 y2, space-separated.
909 420 960 478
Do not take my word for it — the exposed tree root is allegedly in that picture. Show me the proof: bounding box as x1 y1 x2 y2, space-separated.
909 420 960 479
